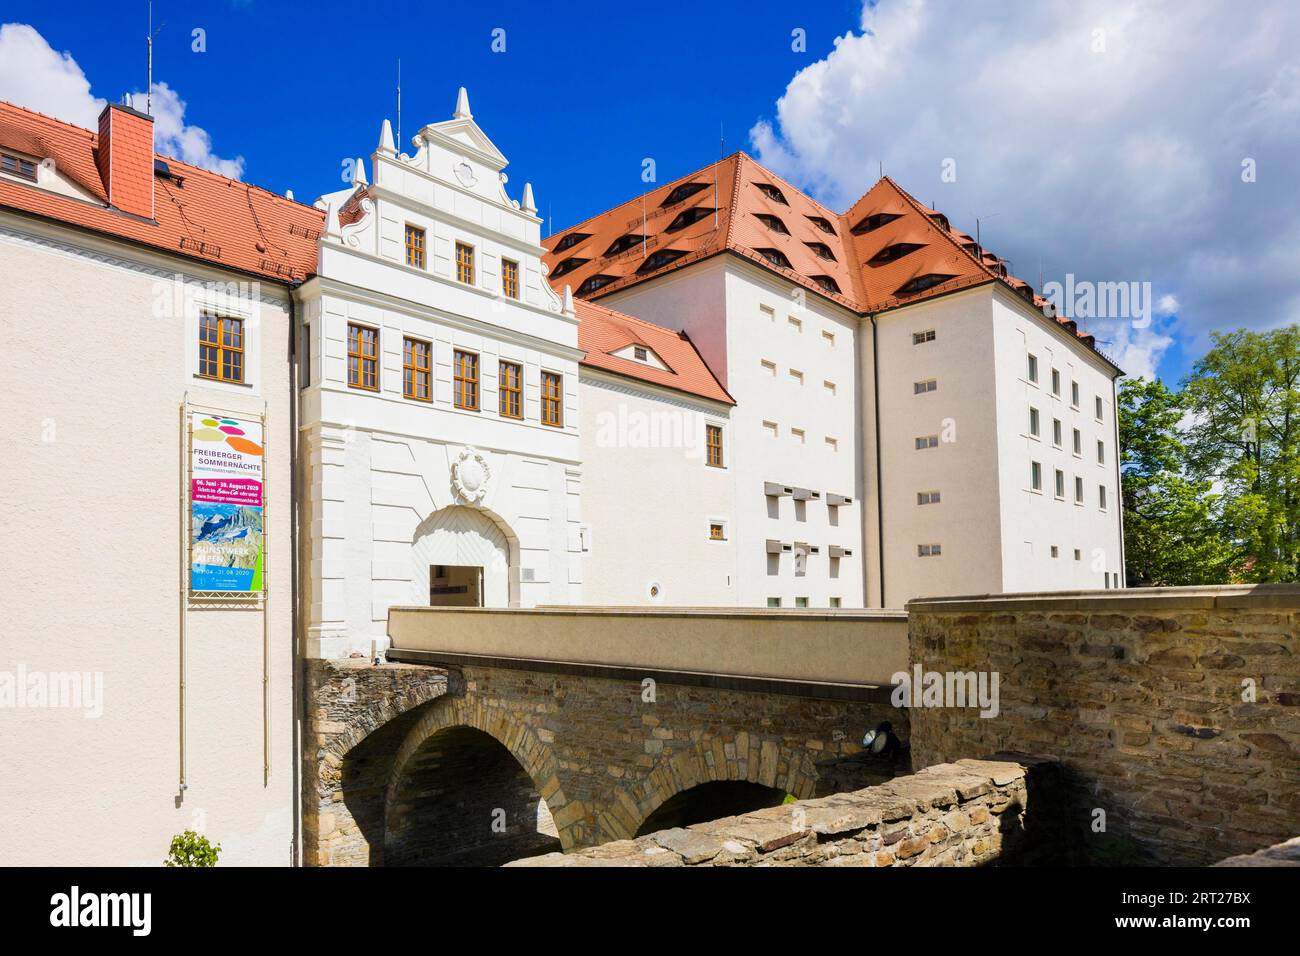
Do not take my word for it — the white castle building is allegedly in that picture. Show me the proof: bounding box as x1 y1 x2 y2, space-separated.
303 89 1125 658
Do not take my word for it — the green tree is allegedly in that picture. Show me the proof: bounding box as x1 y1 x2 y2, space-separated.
1119 377 1231 584
1182 326 1300 582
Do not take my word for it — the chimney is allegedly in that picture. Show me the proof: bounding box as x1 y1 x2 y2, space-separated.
95 102 155 220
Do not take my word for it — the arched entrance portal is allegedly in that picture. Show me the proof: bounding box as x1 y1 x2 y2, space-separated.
411 506 519 608
635 781 789 836
384 725 560 866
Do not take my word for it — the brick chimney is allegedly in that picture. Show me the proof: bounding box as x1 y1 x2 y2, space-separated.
95 102 155 220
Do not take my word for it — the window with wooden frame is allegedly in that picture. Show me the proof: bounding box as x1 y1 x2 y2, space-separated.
456 242 475 285
453 349 479 410
347 323 379 391
706 424 724 467
403 337 432 401
540 371 563 427
501 258 520 299
405 225 426 269
1 152 37 181
498 360 523 418
198 314 245 384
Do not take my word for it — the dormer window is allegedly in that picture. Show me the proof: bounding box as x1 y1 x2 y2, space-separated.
661 182 709 206
1 152 37 181
810 275 841 294
754 248 792 269
850 212 901 234
633 346 648 361
666 206 715 232
805 242 836 261
553 231 590 252
868 242 924 266
928 212 950 231
550 257 589 279
604 234 646 257
806 215 835 234
754 182 788 204
895 274 955 296
577 274 616 296
638 248 686 273
755 213 789 234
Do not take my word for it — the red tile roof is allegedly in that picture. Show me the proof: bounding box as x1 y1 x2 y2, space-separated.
576 299 733 405
544 151 1104 356
0 100 322 283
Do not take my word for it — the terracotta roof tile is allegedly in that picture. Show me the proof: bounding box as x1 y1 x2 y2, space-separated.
577 299 733 405
544 151 1106 359
0 100 321 283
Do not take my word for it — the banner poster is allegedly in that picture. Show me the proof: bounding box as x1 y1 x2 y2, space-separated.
189 412 265 592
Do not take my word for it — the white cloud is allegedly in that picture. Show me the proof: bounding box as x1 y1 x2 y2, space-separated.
0 23 244 179
750 0 1300 377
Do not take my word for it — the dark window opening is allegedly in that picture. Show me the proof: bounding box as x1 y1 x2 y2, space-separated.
895 273 956 296
576 274 617 296
604 234 647 257
810 275 841 294
638 249 686 273
868 242 925 266
805 241 836 261
754 182 788 204
553 231 590 252
850 212 901 234
754 248 792 269
661 182 709 206
549 257 589 279
806 215 835 234
665 206 716 232
755 213 789 234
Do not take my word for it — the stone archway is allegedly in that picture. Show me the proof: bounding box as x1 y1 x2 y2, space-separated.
411 505 520 608
606 736 821 841
383 695 572 864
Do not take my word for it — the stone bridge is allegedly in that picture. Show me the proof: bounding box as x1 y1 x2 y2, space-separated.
302 607 909 866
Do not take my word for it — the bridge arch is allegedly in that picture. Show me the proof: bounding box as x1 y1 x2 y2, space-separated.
604 735 821 841
383 696 569 865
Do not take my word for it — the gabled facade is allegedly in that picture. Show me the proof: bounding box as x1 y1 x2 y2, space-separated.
297 89 584 660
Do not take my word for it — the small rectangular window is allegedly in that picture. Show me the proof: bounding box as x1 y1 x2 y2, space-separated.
1050 545 1060 558
1075 476 1084 504
456 242 475 285
346 322 378 391
917 490 941 505
706 424 724 467
789 369 804 385
918 543 942 557
501 257 520 299
0 152 37 181
1073 428 1082 456
1055 469 1065 499
1097 440 1105 464
829 597 842 608
405 225 426 269
402 337 432 401
914 379 937 394
822 330 835 346
1031 461 1042 491
1029 407 1040 437
791 427 806 444
454 349 479 409
498 360 523 418
199 314 245 384
761 359 776 376
825 436 838 452
1095 395 1104 421
1053 418 1062 447
912 329 936 345
1051 368 1061 395
1099 485 1108 510
1028 353 1039 383
915 435 939 450
794 596 809 608
767 597 782 608
764 421 779 438
541 371 563 427
709 521 726 541
788 316 802 332
760 305 775 322
633 345 648 361
1074 548 1082 561
1071 381 1080 408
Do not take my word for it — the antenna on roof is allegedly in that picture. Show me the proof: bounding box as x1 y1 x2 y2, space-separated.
715 122 723 229
396 59 401 150
641 193 647 257
973 212 999 255
146 2 164 116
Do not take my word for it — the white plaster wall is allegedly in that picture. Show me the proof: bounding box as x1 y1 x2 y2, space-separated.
990 286 1125 590
0 217 296 866
579 372 736 605
869 287 1006 606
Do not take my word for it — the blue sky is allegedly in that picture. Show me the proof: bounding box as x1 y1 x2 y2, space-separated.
3 1 1299 387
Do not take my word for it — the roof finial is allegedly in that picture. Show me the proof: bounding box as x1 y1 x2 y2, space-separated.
353 157 368 187
562 284 574 316
522 182 537 215
454 86 472 120
378 118 395 156
286 188 294 200
323 199 342 240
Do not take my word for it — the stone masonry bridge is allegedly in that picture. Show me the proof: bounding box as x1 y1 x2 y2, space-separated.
303 607 909 866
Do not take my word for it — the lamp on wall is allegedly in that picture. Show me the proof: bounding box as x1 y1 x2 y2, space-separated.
862 721 902 760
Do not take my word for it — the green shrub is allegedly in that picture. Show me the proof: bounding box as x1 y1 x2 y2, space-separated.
164 830 221 867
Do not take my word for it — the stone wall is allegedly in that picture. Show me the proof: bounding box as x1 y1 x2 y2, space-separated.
907 585 1300 865
304 657 905 865
506 755 1064 866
